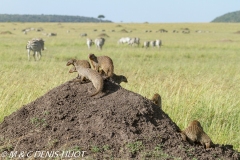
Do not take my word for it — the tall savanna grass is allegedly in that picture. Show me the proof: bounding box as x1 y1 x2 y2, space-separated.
0 22 239 151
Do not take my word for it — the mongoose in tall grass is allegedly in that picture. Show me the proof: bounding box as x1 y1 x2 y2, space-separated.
180 120 213 149
151 93 161 109
69 65 103 97
66 59 91 82
88 53 114 79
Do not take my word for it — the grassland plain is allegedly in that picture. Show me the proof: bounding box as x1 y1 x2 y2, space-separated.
0 22 239 151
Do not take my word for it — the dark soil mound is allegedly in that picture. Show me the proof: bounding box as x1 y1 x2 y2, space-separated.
0 80 239 159
0 31 12 34
120 29 128 33
98 33 109 37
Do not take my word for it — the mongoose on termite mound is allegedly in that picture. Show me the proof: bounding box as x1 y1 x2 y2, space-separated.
69 65 103 97
111 73 128 84
88 53 114 79
151 93 161 109
66 59 91 68
66 59 91 82
180 120 213 149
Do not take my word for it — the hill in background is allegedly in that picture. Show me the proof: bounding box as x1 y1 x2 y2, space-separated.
212 10 240 22
0 14 112 22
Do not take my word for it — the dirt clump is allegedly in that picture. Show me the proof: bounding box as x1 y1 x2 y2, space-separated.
0 31 12 34
98 33 109 37
120 29 128 33
0 79 239 159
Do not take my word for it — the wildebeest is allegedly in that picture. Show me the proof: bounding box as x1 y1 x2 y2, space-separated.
95 37 105 50
26 38 44 61
159 29 168 33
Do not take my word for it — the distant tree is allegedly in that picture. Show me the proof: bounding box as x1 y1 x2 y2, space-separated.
98 15 105 22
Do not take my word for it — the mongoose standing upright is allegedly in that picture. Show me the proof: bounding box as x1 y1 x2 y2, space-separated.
88 53 114 79
69 65 103 97
151 93 162 109
180 120 213 149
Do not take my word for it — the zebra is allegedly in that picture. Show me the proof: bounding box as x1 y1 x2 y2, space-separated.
135 37 140 46
48 33 57 37
150 40 156 47
118 37 130 44
81 33 87 37
95 37 105 50
128 37 136 46
26 38 44 61
155 39 162 48
128 37 140 46
86 38 94 49
143 41 150 48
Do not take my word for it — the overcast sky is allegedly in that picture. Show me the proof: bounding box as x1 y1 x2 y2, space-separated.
0 0 239 23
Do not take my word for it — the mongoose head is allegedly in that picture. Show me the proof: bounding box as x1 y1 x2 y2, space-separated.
151 93 161 105
189 120 202 128
89 53 97 61
120 75 128 83
69 66 77 73
66 59 77 66
39 38 44 51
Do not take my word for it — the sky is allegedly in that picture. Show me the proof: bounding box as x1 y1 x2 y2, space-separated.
0 0 239 23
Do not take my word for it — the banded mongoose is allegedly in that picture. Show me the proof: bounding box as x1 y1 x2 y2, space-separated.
69 65 103 97
111 73 128 84
180 120 213 149
66 59 91 81
66 59 91 68
88 53 114 79
151 93 162 109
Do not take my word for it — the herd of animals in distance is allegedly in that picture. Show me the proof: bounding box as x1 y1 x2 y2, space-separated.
25 32 214 150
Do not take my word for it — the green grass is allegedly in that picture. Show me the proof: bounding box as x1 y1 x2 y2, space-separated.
0 22 239 151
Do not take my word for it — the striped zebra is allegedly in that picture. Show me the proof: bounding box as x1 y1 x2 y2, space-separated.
95 37 105 50
155 39 162 48
150 40 156 47
81 33 87 37
143 41 150 48
26 38 44 61
118 37 130 44
86 38 93 49
135 37 140 46
128 37 140 46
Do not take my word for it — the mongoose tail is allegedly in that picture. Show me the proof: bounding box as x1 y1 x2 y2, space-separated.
90 84 103 97
90 90 101 97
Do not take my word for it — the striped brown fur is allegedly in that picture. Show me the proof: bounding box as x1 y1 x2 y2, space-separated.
181 120 213 149
89 53 114 79
151 93 162 109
